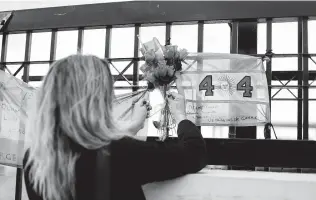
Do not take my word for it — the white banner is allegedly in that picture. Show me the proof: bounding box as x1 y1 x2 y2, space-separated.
0 70 35 167
181 53 270 126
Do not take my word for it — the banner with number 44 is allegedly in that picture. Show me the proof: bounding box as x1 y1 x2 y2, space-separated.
180 53 270 126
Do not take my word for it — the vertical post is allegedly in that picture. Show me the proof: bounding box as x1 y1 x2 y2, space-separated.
196 21 204 131
49 29 57 65
298 18 303 140
0 33 7 70
302 17 309 140
77 27 84 54
229 21 238 139
165 22 171 45
164 23 171 138
0 32 7 177
16 31 32 200
264 19 272 172
133 24 140 92
235 21 258 170
22 31 32 83
105 26 112 58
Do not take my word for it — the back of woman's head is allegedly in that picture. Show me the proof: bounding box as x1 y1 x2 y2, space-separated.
26 55 118 200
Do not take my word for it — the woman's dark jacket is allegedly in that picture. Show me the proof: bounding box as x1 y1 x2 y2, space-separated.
23 119 207 200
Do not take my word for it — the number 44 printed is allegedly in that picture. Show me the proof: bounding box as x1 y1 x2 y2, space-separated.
199 75 253 98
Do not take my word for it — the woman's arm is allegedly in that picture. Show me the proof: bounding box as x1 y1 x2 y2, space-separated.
111 119 207 185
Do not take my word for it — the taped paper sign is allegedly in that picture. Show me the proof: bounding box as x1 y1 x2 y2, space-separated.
0 70 35 167
181 53 270 126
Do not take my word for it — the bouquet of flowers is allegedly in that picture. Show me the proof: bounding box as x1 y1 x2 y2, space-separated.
139 37 188 141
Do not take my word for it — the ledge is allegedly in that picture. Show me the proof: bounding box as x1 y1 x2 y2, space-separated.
143 166 316 200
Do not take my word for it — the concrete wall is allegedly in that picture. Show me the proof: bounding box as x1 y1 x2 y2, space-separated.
143 167 316 200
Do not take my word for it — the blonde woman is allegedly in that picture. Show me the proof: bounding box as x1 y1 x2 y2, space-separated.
23 55 207 200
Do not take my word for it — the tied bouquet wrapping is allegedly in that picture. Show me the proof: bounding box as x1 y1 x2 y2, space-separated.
139 37 188 141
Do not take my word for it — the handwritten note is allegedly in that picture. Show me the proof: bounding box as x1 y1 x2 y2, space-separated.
0 70 35 167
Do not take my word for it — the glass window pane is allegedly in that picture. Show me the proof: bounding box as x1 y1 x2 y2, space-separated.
114 89 132 96
272 57 298 71
7 34 26 62
109 61 133 76
271 81 298 99
204 23 230 53
271 101 297 139
111 27 134 58
28 81 43 88
139 25 165 48
113 81 130 87
310 101 316 141
310 79 316 99
201 126 228 138
29 64 50 76
308 20 316 53
0 165 17 200
310 101 316 124
5 65 24 80
171 25 198 52
308 56 316 71
273 127 297 140
30 32 51 61
271 101 297 123
83 29 106 58
257 23 267 54
0 35 2 58
257 125 265 139
272 22 298 54
56 30 78 60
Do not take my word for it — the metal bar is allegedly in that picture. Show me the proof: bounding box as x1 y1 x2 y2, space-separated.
0 33 7 70
77 27 84 54
14 169 23 200
5 2 316 32
133 24 140 92
229 21 238 140
264 18 272 172
266 18 272 122
196 21 204 131
15 30 32 200
165 22 171 45
270 85 316 88
22 31 32 83
297 18 303 140
272 98 303 101
235 21 258 172
105 26 112 58
13 64 26 76
230 21 238 54
24 74 144 82
49 29 57 65
302 17 309 140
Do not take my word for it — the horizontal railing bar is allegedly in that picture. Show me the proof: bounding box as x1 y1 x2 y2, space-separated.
4 53 316 65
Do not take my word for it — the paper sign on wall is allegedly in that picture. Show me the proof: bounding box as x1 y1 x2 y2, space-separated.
0 70 35 167
181 53 270 126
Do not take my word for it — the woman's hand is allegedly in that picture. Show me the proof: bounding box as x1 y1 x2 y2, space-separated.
167 72 187 124
127 92 151 135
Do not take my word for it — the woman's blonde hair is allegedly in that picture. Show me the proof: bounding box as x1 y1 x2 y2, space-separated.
25 55 125 200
